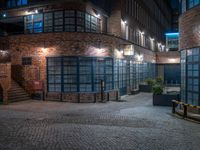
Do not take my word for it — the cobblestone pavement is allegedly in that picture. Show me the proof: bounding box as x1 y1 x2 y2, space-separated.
0 93 200 150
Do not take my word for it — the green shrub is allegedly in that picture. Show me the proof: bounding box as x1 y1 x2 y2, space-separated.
156 77 163 85
145 78 155 86
152 84 163 95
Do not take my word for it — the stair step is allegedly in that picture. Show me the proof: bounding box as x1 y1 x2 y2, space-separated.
8 80 30 103
9 97 30 102
9 95 29 99
9 89 28 93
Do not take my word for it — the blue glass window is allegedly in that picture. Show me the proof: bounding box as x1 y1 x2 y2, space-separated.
187 0 200 9
25 14 43 33
7 0 28 8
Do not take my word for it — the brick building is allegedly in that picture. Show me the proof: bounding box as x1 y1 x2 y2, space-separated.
0 0 175 103
179 0 200 106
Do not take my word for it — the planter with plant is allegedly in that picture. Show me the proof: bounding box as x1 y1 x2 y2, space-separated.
139 78 155 92
152 84 179 106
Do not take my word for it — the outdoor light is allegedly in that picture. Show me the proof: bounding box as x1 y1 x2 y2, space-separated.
168 58 176 63
135 53 144 62
150 37 154 41
25 9 39 15
42 41 47 52
35 9 38 14
2 13 7 18
97 13 100 17
122 20 127 24
0 50 8 56
140 31 144 35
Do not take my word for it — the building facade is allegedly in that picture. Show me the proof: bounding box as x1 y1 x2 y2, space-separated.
0 0 173 103
179 0 200 105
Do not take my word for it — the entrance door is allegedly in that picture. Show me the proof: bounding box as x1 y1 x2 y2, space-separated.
164 64 181 85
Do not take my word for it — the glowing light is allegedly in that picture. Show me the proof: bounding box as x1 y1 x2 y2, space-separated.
165 33 179 36
140 31 144 35
135 54 144 62
168 58 177 63
150 38 154 41
25 9 39 15
2 13 7 18
0 50 8 56
97 14 100 17
41 47 47 53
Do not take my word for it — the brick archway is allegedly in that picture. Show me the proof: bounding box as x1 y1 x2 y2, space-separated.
0 84 3 103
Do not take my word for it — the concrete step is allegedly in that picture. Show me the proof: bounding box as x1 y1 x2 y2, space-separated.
8 80 30 103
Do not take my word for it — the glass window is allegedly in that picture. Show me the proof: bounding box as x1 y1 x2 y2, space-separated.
63 57 78 92
7 0 28 8
85 13 91 32
24 10 101 34
187 0 200 9
64 10 75 32
47 58 62 92
77 11 85 32
79 58 93 92
44 13 53 32
54 11 63 32
25 14 43 33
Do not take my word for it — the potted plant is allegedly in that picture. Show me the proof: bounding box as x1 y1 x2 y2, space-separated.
139 78 155 92
153 84 179 106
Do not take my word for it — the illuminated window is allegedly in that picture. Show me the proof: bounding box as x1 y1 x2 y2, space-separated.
25 14 43 33
7 0 28 8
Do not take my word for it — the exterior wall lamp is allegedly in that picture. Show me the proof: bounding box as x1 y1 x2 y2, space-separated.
135 53 144 62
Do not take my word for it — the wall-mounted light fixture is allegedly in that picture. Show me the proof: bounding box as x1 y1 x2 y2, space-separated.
42 41 47 52
25 9 39 15
140 31 145 35
150 37 154 41
122 20 127 25
135 53 144 62
2 13 7 18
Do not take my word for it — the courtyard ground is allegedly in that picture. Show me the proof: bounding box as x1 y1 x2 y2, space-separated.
0 93 200 150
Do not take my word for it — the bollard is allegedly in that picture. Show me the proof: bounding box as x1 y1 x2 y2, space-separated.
107 93 110 101
183 104 187 118
100 80 105 102
172 101 176 114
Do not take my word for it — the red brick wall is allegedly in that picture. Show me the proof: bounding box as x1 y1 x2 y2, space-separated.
179 5 200 50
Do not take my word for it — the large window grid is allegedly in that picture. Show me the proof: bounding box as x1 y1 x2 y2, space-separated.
47 57 155 94
25 10 101 34
47 57 113 93
181 48 200 106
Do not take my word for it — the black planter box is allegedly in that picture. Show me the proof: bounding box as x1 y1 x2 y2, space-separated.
139 84 152 92
130 89 140 95
153 94 179 106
